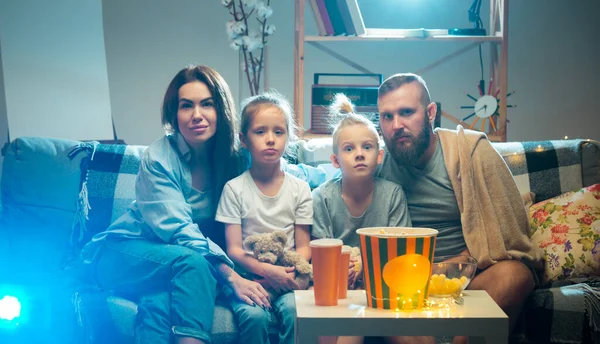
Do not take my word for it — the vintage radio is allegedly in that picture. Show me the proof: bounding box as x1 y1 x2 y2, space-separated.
311 73 382 134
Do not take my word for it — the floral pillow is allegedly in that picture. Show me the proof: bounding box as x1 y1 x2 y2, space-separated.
529 183 600 284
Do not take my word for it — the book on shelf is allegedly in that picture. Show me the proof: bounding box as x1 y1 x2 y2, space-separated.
344 0 366 36
315 0 334 36
336 0 356 36
308 0 366 37
365 28 449 38
324 0 347 35
308 0 326 36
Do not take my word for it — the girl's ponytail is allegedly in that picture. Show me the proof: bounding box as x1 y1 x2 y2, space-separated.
328 93 380 153
329 93 355 116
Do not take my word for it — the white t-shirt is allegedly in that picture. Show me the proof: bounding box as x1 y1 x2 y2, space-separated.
216 170 313 252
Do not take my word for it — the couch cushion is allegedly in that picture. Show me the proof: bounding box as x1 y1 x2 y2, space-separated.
69 142 147 251
516 277 600 343
529 184 600 284
1 137 85 282
1 136 84 224
491 140 586 202
78 293 279 344
582 140 600 187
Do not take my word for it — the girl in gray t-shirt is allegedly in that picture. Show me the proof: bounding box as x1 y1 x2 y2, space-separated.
312 94 412 290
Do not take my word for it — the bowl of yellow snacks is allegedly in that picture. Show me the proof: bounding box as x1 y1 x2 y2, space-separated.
428 254 478 299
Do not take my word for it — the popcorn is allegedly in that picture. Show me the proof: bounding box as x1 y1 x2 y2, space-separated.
378 229 408 235
428 274 469 296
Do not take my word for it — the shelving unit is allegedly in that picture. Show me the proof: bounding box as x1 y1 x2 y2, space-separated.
304 35 503 43
294 0 509 142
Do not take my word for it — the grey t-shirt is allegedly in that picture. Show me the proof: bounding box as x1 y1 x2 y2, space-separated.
311 177 412 247
376 140 467 257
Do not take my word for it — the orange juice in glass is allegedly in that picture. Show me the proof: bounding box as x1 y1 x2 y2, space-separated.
338 245 352 299
310 238 343 306
356 227 438 310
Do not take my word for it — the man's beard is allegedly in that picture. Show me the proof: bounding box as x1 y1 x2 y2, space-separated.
384 117 432 166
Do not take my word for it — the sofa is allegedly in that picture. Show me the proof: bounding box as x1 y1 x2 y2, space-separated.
1 135 599 344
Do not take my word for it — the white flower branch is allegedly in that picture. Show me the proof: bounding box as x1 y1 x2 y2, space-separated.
222 0 274 96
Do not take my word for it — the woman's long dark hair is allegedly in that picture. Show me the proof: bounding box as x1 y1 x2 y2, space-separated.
161 65 247 247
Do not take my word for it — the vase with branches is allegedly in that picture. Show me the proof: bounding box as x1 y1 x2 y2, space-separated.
222 0 275 96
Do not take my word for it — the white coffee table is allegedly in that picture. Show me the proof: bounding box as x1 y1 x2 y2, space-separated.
294 290 508 344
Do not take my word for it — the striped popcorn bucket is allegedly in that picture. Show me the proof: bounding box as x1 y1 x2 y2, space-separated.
357 227 438 311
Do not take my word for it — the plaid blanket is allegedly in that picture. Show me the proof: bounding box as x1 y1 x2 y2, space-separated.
513 277 600 344
68 142 146 251
493 140 585 203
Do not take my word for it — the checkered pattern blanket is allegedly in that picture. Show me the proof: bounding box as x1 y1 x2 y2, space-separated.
513 277 600 344
68 142 146 251
492 140 585 203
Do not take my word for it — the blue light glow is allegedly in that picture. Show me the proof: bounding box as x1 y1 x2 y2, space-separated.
0 296 22 321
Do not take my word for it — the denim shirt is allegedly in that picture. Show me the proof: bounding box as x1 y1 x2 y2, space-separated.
82 133 233 267
81 133 328 268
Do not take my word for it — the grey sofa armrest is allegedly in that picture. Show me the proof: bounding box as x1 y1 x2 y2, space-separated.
581 139 600 187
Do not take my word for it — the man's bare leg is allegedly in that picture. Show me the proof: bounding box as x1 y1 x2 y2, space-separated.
319 336 338 344
384 336 435 344
339 336 364 344
319 336 364 344
452 260 535 344
179 338 205 344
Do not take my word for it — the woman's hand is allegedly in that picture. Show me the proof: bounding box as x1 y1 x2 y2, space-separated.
262 265 299 294
230 273 271 309
348 255 363 289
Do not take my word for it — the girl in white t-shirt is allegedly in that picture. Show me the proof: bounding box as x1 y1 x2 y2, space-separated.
216 91 312 344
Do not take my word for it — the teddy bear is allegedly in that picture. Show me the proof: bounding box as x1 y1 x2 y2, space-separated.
244 231 312 297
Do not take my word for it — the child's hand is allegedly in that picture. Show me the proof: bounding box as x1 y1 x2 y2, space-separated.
263 265 300 293
348 255 363 289
230 274 271 309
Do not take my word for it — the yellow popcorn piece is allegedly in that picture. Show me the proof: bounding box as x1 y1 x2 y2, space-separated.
428 274 470 296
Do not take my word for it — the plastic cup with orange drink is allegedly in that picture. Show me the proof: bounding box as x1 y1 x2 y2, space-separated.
310 238 343 306
338 245 352 299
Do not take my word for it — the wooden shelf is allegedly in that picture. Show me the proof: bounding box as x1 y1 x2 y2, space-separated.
304 35 503 43
294 0 510 142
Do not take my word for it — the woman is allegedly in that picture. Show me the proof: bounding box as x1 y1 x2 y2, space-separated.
81 65 271 344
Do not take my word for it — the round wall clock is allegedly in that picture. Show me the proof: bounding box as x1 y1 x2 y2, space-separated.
459 79 514 133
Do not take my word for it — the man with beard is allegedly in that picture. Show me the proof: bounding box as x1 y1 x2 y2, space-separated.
376 73 543 343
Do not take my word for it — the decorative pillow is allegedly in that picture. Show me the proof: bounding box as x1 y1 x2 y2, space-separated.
297 137 336 167
529 183 600 284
